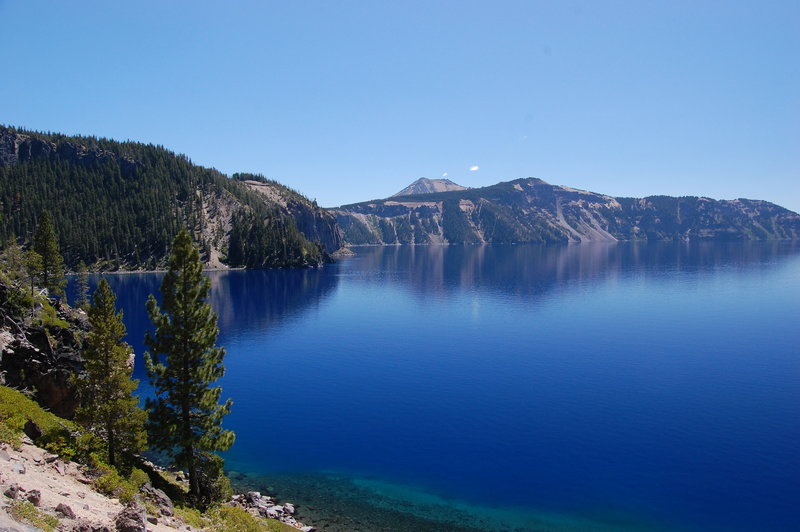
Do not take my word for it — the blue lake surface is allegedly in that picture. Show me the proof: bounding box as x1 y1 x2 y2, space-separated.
71 242 800 531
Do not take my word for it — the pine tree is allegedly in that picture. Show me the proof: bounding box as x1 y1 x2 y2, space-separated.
25 250 43 315
144 229 234 502
75 279 147 467
32 210 66 297
75 260 90 310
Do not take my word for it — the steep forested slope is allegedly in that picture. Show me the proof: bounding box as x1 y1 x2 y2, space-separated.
0 126 338 270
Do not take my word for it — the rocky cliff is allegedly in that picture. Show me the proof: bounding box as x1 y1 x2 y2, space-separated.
0 282 87 419
332 177 800 245
234 174 343 254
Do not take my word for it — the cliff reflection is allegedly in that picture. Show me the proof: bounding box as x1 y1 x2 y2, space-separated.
207 267 340 335
347 241 799 298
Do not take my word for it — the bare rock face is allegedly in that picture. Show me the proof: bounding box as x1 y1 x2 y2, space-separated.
335 177 800 245
392 177 469 197
141 484 174 516
240 177 344 255
0 290 88 419
114 504 146 532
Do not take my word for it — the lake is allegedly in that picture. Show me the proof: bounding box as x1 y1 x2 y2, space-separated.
70 242 800 532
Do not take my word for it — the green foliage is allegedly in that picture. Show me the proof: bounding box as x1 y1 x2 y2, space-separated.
204 506 298 532
206 506 264 532
8 500 60 532
0 410 25 448
38 299 69 329
75 260 90 309
75 279 147 467
0 126 327 270
441 200 479 243
174 506 209 529
0 240 34 317
38 427 79 461
196 452 233 509
377 218 396 243
129 467 150 488
145 229 234 503
32 210 66 296
89 456 139 504
0 385 80 450
87 453 150 504
228 209 325 268
25 249 43 312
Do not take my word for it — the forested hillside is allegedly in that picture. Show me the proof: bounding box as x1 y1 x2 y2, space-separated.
0 126 336 270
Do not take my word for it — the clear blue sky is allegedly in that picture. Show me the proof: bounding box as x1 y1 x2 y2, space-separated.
1 0 798 211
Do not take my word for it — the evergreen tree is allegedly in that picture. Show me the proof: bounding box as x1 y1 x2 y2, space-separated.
32 210 66 297
75 260 90 310
0 238 26 281
0 238 30 316
25 250 42 315
75 279 147 467
144 229 234 502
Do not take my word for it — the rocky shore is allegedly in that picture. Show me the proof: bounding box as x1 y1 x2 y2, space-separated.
231 491 314 531
0 435 318 532
1 435 187 532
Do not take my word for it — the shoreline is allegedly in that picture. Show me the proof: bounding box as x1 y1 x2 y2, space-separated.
226 469 669 532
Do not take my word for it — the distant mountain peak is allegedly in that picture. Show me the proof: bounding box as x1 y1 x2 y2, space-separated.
392 177 468 197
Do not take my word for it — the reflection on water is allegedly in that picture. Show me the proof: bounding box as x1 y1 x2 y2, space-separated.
70 241 798 358
207 268 340 334
347 241 798 297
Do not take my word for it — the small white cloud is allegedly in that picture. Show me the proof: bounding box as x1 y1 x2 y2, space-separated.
469 165 479 172
442 172 448 177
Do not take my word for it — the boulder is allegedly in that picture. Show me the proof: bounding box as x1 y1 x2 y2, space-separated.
4 483 21 499
143 485 174 516
114 505 146 532
56 502 77 519
23 420 42 440
26 488 42 506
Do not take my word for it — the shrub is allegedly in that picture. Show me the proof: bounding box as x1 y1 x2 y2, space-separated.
39 299 69 329
174 506 208 529
8 500 60 532
194 452 233 509
0 385 80 451
206 506 262 532
89 456 149 504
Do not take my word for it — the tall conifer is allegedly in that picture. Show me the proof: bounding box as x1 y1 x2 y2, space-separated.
144 229 234 501
75 260 90 310
75 279 146 466
32 210 65 296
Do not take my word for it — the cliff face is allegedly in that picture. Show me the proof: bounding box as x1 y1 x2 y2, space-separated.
0 126 139 176
238 177 344 253
332 178 800 245
0 283 87 418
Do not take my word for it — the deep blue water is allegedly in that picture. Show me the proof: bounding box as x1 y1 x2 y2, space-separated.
70 242 800 531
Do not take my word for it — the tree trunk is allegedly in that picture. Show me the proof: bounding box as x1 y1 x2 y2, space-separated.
188 458 199 498
107 424 116 467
